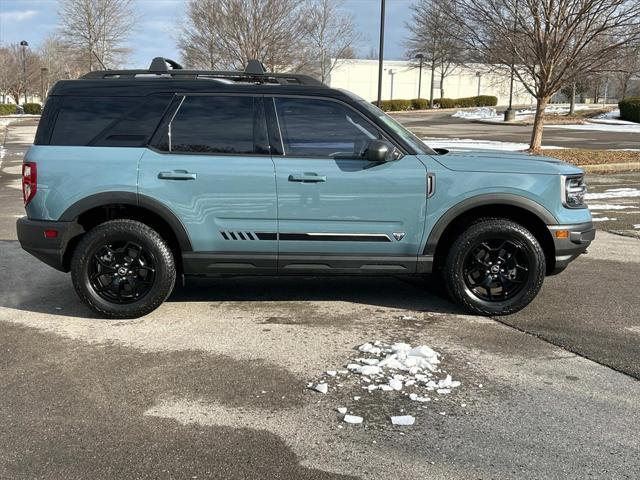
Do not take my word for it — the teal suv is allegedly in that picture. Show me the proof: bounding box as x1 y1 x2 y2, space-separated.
17 58 594 318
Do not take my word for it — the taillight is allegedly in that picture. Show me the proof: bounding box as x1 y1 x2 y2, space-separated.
22 162 37 206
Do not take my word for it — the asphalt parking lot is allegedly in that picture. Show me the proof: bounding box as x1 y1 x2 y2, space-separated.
1 120 639 479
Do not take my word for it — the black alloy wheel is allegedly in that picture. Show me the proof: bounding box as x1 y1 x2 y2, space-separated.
462 238 530 302
89 240 156 304
71 219 176 318
442 218 546 316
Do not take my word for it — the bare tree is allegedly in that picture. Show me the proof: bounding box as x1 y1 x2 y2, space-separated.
449 0 640 151
57 0 136 72
178 0 310 72
406 0 463 106
39 36 85 82
614 45 640 99
0 44 42 104
304 0 362 83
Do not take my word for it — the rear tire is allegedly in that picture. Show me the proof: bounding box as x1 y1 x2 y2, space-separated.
443 218 545 316
71 219 176 319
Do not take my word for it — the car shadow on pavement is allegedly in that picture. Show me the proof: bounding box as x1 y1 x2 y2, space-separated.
0 240 463 319
168 275 462 314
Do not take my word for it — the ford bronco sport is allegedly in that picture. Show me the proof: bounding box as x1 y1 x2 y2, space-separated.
17 58 594 318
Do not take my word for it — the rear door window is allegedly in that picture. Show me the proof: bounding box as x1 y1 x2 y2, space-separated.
156 95 260 154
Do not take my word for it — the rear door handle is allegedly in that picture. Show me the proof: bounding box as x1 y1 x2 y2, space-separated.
158 170 197 180
288 173 326 183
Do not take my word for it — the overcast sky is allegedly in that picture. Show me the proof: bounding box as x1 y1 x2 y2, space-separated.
0 0 414 68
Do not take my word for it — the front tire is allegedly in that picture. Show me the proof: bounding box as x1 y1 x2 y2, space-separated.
71 219 176 318
443 218 545 316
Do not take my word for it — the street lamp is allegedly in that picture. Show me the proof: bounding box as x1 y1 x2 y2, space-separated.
20 40 29 104
504 0 519 122
40 67 49 103
376 0 386 106
415 53 424 100
475 71 482 96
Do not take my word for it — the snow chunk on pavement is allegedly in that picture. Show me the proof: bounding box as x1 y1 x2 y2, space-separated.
360 365 382 376
358 343 382 355
344 415 363 424
389 378 403 391
391 415 416 426
310 340 464 426
314 383 328 394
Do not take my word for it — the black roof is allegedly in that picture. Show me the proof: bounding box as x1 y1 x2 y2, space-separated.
80 57 323 84
49 78 344 98
50 57 337 98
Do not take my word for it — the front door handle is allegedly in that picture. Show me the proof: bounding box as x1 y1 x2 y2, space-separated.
288 173 326 183
158 170 197 180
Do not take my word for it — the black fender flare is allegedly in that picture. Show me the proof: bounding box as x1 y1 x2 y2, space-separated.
423 193 557 256
59 191 193 252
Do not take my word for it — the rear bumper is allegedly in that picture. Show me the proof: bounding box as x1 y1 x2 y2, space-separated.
16 217 84 272
548 221 595 274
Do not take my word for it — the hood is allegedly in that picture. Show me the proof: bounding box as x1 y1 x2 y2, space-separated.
431 149 584 175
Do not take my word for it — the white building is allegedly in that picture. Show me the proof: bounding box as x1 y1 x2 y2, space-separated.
327 59 534 106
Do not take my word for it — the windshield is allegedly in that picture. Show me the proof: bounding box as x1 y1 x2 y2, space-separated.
352 97 436 155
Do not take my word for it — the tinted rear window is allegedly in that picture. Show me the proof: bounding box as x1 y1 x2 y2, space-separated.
42 95 171 147
49 97 136 146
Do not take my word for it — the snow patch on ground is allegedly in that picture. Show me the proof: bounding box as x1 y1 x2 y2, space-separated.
592 217 617 222
586 188 640 200
453 104 596 123
452 107 497 119
0 115 38 128
588 204 635 211
547 123 640 133
596 109 621 120
310 341 462 427
634 224 640 229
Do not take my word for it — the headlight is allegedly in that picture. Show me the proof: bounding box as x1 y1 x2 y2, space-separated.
562 175 587 208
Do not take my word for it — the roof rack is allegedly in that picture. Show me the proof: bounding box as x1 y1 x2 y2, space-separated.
80 56 325 86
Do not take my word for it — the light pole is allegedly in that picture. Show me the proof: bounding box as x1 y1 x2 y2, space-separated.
475 72 482 96
376 0 386 106
20 40 29 104
388 69 395 100
40 67 49 103
415 53 424 100
504 0 519 121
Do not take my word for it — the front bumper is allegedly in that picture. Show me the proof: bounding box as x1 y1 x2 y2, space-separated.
547 221 595 274
16 217 84 272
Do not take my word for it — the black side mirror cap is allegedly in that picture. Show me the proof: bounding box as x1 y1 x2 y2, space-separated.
365 139 402 163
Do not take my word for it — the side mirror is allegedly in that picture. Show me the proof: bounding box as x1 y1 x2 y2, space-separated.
365 139 400 163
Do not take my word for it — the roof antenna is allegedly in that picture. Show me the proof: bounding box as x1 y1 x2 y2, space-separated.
92 50 107 70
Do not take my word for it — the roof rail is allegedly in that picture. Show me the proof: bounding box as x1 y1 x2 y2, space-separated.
79 57 325 87
244 59 266 75
148 57 184 73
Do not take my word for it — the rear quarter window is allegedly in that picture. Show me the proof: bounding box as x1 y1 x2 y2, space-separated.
49 97 136 146
42 95 172 147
